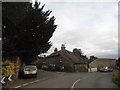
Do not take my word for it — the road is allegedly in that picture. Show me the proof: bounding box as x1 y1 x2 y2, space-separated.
13 70 118 88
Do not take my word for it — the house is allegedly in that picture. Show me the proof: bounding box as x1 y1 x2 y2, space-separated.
89 58 117 72
45 44 88 72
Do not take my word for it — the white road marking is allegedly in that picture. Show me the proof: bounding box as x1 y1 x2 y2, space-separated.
71 76 93 90
14 78 46 88
14 85 22 88
23 83 29 86
71 79 81 90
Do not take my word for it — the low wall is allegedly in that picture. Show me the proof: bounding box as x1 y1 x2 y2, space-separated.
88 68 98 72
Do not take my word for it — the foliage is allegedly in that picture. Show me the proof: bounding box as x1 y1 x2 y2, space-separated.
117 58 120 70
2 60 15 76
73 48 88 60
87 56 98 64
73 48 97 64
30 57 44 69
2 2 57 63
73 48 83 56
112 72 120 87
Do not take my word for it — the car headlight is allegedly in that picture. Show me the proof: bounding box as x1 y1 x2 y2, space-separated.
24 71 29 74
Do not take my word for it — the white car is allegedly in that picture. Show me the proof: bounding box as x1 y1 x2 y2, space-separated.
99 66 113 72
22 65 37 78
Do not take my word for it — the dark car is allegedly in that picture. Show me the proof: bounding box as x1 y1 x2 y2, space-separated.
41 65 48 70
99 66 113 72
48 64 57 71
59 65 65 72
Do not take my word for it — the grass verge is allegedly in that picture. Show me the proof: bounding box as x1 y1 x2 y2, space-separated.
112 71 120 87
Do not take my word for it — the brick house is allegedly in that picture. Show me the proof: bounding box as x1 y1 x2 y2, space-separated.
45 44 88 72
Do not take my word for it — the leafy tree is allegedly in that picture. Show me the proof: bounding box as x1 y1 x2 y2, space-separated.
73 48 88 61
30 57 44 69
73 48 83 56
87 55 97 64
2 2 57 63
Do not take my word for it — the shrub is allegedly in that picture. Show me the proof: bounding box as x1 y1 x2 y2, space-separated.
2 60 15 76
30 57 43 69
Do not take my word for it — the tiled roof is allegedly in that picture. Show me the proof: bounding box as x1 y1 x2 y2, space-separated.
46 50 86 64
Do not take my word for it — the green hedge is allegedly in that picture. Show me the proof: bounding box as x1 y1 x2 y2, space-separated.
112 72 120 87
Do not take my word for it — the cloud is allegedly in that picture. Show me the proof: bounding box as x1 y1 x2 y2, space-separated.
1 0 31 2
37 1 118 59
36 0 119 3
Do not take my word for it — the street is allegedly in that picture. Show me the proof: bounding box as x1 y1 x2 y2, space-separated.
13 70 118 88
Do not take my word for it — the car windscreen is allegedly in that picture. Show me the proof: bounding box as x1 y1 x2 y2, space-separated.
25 66 37 71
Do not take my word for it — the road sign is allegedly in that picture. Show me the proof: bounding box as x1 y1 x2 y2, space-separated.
8 75 13 81
1 77 6 84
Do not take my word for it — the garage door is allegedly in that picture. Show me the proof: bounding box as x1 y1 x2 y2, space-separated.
74 64 88 72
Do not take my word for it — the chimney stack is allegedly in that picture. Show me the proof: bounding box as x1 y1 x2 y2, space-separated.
61 44 66 51
54 48 58 52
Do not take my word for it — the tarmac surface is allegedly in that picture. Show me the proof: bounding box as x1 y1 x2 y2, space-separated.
2 70 118 89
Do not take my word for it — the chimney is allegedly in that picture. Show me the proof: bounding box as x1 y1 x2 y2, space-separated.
54 48 58 53
61 44 66 51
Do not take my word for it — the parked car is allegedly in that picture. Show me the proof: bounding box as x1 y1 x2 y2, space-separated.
41 65 48 70
117 66 120 70
99 66 113 72
20 65 37 78
48 64 57 71
59 65 65 72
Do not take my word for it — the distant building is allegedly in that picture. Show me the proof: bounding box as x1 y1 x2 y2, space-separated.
45 44 88 72
89 58 117 72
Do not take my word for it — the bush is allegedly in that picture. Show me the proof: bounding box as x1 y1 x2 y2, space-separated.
112 72 120 87
2 60 15 76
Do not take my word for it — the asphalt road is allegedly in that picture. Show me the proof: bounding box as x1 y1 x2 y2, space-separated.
14 71 118 88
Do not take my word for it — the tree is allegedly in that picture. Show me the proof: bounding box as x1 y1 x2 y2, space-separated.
117 58 120 70
2 2 57 63
73 48 83 56
73 48 88 60
87 55 98 64
2 2 31 59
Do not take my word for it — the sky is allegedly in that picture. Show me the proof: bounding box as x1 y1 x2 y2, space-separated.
31 0 119 59
2 0 119 59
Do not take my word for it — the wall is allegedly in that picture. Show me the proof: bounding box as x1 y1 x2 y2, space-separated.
88 68 98 72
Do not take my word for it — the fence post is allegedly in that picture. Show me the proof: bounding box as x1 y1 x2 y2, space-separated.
14 57 20 79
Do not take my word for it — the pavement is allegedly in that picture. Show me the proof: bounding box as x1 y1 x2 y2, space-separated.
2 70 118 89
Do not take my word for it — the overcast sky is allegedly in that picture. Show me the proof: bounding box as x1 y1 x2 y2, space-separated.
32 0 119 59
3 0 119 59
